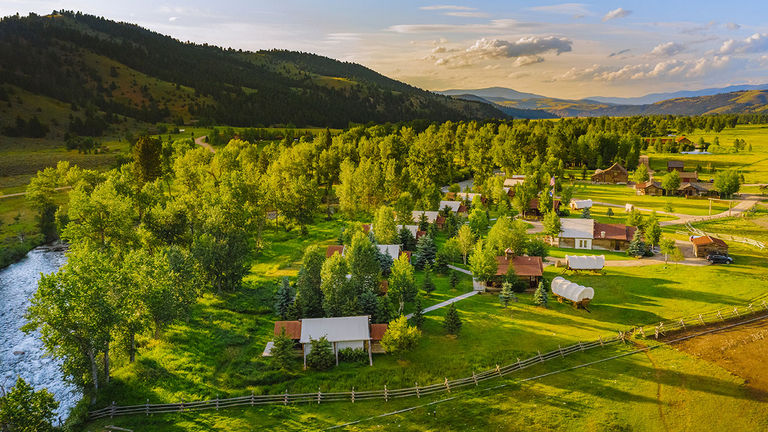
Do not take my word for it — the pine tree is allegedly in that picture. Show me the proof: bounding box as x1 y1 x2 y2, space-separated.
271 328 295 370
412 235 437 270
606 208 614 218
581 207 591 219
411 296 425 329
423 265 436 297
443 302 462 335
449 270 459 290
533 281 548 308
357 289 379 318
306 337 335 370
374 295 395 323
399 226 416 251
274 277 293 319
499 281 515 308
627 229 647 257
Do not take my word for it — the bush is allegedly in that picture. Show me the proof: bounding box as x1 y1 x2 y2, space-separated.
525 238 549 258
306 337 335 370
338 347 368 364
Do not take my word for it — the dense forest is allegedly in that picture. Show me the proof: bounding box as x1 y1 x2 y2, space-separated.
0 11 504 135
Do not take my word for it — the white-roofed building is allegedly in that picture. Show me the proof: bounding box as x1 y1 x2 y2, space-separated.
557 219 594 250
438 200 463 213
569 199 593 210
503 176 526 188
377 244 401 259
454 192 482 202
300 316 373 367
551 277 594 308
412 210 440 223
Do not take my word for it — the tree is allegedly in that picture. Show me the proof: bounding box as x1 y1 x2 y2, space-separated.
388 254 416 314
499 282 516 308
0 377 59 432
632 163 649 183
644 214 662 250
346 232 382 294
714 169 741 198
294 245 325 318
374 295 395 324
542 210 561 240
662 170 681 194
487 217 528 255
306 337 335 370
373 206 398 244
606 208 614 218
133 135 163 186
525 238 549 258
626 208 643 227
443 302 462 335
659 238 676 266
455 225 474 264
411 296 425 329
467 208 489 236
441 237 462 263
468 241 497 283
394 192 415 223
422 265 436 296
380 315 421 358
533 281 548 308
274 277 293 319
412 235 437 270
627 229 647 257
398 225 417 250
581 207 591 219
271 328 295 370
449 270 459 290
320 253 355 317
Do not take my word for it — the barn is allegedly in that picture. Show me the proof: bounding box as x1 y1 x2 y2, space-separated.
300 316 374 368
690 235 728 257
591 163 628 184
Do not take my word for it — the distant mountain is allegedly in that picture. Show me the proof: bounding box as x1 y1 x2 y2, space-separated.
0 12 505 137
437 87 546 101
586 83 768 105
446 94 557 119
572 90 768 117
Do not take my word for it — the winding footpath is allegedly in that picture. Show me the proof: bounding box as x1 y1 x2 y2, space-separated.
195 135 216 153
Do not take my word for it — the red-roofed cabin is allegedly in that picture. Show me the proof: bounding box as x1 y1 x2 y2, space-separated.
494 253 543 290
593 222 636 251
326 245 345 258
274 321 302 340
690 235 728 257
369 323 388 353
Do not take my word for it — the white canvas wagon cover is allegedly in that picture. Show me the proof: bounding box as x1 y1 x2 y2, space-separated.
570 199 593 209
551 277 594 303
565 255 605 270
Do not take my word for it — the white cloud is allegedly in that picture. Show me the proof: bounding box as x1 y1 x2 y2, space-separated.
431 36 572 67
168 16 177 22
602 8 631 22
528 3 592 17
719 33 768 54
726 22 741 30
419 5 476 11
388 19 534 34
554 56 732 81
651 42 685 57
444 11 490 18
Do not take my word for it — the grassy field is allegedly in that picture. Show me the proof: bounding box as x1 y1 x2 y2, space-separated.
573 183 732 216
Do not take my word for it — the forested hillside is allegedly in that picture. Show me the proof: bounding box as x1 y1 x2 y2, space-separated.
0 11 505 137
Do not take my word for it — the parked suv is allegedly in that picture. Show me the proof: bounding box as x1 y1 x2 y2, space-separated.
707 254 733 264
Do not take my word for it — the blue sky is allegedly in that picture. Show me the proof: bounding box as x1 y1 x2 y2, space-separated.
3 1 768 98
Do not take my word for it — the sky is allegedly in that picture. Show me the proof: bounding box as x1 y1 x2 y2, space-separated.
3 0 768 99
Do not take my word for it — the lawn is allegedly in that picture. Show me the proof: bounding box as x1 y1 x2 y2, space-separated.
573 183 731 216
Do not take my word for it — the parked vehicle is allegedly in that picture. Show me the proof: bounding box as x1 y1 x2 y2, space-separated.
706 254 733 264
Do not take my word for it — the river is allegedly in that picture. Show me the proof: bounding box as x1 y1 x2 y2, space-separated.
0 248 80 421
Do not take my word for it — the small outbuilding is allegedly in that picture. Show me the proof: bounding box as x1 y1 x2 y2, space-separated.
495 253 543 289
411 210 445 228
635 181 664 196
376 244 401 259
569 199 593 210
438 200 463 214
551 277 594 309
667 160 685 172
591 163 628 184
690 235 728 257
300 316 373 368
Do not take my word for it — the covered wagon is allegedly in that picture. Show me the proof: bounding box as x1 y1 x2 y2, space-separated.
551 277 594 309
565 255 605 273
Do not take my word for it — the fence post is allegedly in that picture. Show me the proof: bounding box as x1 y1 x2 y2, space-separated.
762 300 767 310
558 345 564 357
284 389 288 406
699 314 705 325
679 319 686 329
416 383 420 399
599 335 604 346
748 304 754 314
216 394 219 411
444 378 451 393
110 401 115 419
496 364 501 377
733 307 739 318
351 387 355 403
180 397 184 412
146 399 149 416
538 350 543 362
317 387 321 405
384 385 388 402
472 371 478 386
717 310 724 321
516 357 521 369
251 391 254 407
579 341 584 351
639 327 645 338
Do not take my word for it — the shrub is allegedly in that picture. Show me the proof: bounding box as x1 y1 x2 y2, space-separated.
338 348 368 364
306 337 335 370
380 315 421 358
443 302 462 335
271 328 296 370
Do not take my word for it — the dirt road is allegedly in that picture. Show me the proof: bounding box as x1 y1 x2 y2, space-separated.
195 136 216 153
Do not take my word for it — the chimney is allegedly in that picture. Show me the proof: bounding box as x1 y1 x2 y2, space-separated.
601 231 606 239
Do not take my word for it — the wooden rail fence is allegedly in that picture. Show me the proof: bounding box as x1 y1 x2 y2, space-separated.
88 294 768 421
